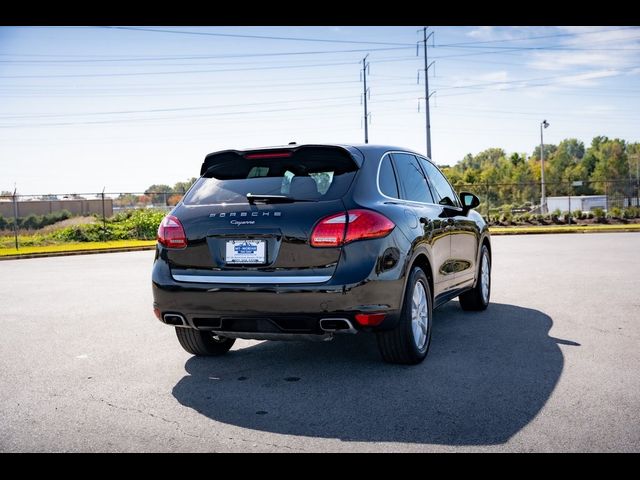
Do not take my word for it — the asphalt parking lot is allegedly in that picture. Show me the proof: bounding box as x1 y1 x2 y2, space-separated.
1 233 639 452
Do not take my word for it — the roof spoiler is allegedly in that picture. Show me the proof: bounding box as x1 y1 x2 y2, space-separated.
199 145 363 176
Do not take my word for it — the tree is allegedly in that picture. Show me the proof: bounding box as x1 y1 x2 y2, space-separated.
590 138 628 186
441 135 637 211
173 178 197 195
167 194 183 206
144 184 173 205
114 193 139 208
510 152 525 167
545 139 585 195
531 144 558 161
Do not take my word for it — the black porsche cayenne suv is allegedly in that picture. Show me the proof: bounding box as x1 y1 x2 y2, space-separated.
152 144 491 364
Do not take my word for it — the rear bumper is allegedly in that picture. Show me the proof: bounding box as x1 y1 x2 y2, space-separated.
151 247 405 335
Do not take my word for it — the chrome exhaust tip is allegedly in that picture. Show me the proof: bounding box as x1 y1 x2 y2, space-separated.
319 318 357 334
163 313 187 327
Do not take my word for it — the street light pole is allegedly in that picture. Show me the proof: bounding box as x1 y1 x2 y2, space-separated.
540 120 549 213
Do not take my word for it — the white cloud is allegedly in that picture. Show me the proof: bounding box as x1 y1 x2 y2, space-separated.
467 26 496 40
518 69 624 99
527 26 640 71
466 26 548 41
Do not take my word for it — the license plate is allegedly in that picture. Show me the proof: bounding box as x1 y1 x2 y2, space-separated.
225 240 266 264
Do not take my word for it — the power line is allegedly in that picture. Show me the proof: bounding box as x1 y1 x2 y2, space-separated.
0 60 360 79
0 93 371 119
434 44 640 52
434 73 634 98
97 26 415 46
0 93 420 128
0 46 414 63
5 26 635 57
0 87 423 121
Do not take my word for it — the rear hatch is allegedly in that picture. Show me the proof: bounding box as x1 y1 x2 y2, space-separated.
166 145 360 284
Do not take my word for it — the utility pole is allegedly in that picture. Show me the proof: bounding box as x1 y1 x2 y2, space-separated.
419 27 435 159
12 185 18 251
361 54 370 144
101 187 106 241
636 154 640 207
628 152 639 207
540 120 549 213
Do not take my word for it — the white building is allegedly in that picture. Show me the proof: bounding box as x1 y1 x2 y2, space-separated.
546 195 608 213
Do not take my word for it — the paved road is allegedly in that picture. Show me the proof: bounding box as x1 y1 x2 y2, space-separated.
1 233 639 452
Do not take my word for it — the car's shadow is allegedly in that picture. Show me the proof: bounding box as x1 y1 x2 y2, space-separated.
172 302 578 445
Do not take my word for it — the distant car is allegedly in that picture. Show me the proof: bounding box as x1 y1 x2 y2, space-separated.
152 144 491 364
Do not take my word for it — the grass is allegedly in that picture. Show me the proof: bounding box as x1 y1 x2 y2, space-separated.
0 240 156 257
490 223 640 235
2 222 639 258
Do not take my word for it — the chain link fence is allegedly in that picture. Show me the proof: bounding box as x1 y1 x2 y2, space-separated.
0 191 187 250
452 179 640 222
2 180 639 249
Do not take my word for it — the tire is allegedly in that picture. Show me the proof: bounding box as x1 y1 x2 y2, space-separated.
175 328 236 356
459 244 491 311
376 267 433 365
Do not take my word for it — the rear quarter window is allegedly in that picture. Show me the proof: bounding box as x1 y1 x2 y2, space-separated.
378 156 399 198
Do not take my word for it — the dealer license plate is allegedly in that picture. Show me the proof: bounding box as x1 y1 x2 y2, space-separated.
225 240 266 264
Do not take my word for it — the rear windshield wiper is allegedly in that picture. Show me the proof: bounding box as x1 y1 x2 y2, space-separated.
246 193 313 204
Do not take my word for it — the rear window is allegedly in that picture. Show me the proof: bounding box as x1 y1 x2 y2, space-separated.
184 147 358 205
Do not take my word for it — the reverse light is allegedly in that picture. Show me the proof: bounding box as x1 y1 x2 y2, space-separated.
157 214 187 249
310 209 395 247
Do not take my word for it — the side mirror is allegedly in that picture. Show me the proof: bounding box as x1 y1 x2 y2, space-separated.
459 192 480 213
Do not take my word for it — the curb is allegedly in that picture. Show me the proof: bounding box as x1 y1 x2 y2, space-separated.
490 226 640 235
2 225 639 259
0 245 156 261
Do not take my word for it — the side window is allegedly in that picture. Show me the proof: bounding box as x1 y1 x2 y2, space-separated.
418 157 461 208
378 156 399 198
392 153 435 204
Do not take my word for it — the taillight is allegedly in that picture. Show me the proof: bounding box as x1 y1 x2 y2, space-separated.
310 209 395 247
157 214 187 249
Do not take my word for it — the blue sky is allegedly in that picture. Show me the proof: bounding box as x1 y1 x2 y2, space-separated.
1 25 639 194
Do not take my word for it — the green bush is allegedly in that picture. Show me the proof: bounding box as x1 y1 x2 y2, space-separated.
1 209 73 231
572 209 583 220
593 208 605 220
113 208 166 239
623 207 639 219
22 214 40 230
501 204 513 215
610 207 622 219
499 211 512 223
50 208 165 242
